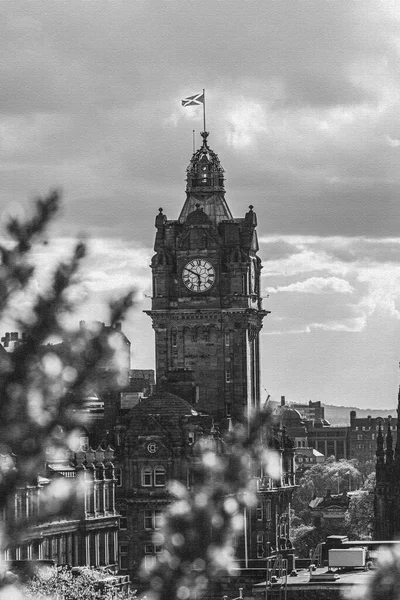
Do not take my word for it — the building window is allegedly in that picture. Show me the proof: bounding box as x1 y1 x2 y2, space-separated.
257 532 264 558
154 467 166 487
119 506 127 530
242 274 247 295
144 542 163 571
225 332 230 347
265 500 272 521
171 329 177 348
256 502 263 521
142 467 152 487
80 436 89 452
188 431 195 445
144 509 163 530
119 544 128 571
225 370 231 383
115 467 122 487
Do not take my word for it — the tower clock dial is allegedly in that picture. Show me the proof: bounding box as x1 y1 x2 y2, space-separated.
182 259 215 293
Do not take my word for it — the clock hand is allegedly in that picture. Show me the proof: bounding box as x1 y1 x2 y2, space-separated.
186 268 199 277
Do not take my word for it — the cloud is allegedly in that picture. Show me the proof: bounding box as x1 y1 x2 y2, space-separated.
259 235 400 335
1 0 400 247
267 276 354 295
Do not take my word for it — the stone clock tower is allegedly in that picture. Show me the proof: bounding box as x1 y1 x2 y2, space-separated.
146 132 268 426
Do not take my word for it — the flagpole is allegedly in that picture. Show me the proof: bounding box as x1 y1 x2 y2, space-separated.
203 88 206 132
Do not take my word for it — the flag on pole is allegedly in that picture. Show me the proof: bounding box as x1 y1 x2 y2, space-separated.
181 92 204 107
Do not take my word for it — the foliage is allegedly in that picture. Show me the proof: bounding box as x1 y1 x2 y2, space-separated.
0 191 395 600
0 192 133 588
21 567 137 600
343 544 400 600
291 457 362 523
141 411 279 600
345 472 375 540
290 524 321 558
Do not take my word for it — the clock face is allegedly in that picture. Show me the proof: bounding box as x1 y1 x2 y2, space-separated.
182 259 215 293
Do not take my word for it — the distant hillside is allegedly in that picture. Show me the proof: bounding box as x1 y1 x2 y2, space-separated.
324 404 397 427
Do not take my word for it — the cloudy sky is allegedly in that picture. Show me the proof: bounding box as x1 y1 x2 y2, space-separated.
2 0 400 409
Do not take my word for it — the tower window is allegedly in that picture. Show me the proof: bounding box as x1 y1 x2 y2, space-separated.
171 330 177 348
115 467 122 487
256 502 263 521
225 370 231 383
225 332 230 347
265 501 272 521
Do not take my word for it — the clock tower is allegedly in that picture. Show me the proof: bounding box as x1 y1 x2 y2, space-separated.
146 131 269 426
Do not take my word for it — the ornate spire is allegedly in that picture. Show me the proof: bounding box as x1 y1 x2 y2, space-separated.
179 132 232 224
186 132 225 193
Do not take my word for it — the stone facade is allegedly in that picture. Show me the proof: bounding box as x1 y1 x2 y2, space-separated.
375 386 400 539
116 391 215 577
145 131 269 427
2 445 119 569
350 410 397 466
112 131 297 586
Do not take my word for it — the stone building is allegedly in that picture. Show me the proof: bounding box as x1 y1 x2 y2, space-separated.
309 490 350 528
349 410 397 466
291 400 325 421
113 131 297 584
306 422 348 459
116 391 215 574
145 131 268 426
375 386 400 539
2 443 120 569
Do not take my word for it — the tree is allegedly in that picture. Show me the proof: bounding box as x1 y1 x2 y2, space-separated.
23 567 137 600
345 472 375 540
140 412 278 600
0 191 133 594
291 457 362 523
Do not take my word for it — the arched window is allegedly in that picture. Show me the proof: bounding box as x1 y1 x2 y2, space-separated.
154 466 166 487
142 467 152 487
115 467 122 487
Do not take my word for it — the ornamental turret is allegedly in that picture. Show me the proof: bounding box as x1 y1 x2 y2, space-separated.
179 132 232 224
